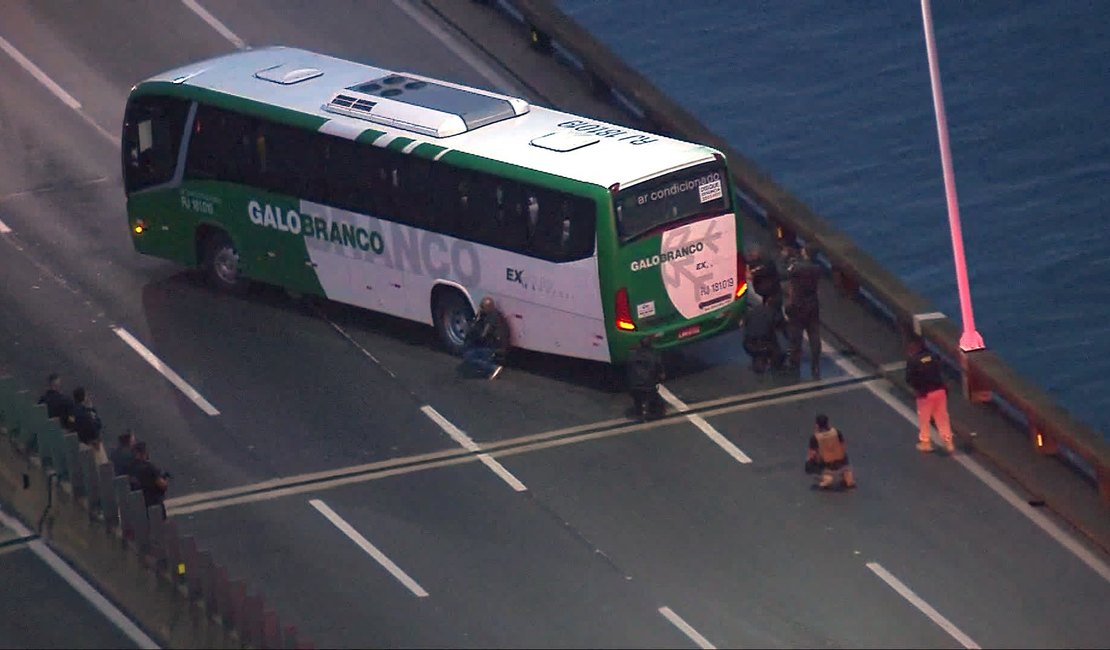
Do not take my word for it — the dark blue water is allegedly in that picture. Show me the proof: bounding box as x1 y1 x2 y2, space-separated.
559 0 1110 438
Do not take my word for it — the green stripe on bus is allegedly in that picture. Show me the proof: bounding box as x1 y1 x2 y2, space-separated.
413 143 447 159
355 129 387 145
387 137 415 152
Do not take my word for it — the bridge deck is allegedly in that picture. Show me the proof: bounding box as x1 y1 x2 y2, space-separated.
0 1 1105 647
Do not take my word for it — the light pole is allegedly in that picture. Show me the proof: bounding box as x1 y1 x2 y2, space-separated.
920 0 985 352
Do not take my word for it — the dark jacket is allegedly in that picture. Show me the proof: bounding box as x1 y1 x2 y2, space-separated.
466 309 511 358
110 446 134 478
130 458 167 507
626 345 663 392
786 258 821 321
37 389 75 429
72 403 103 445
906 349 946 396
749 258 782 301
743 302 780 342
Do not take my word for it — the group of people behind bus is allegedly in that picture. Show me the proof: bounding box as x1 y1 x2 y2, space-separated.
742 241 823 378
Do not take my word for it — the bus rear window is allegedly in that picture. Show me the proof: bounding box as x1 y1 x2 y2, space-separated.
614 161 730 242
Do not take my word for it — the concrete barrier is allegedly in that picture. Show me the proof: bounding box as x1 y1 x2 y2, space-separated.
486 0 1110 506
0 375 312 648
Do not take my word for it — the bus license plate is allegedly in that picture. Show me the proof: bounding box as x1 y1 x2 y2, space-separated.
677 325 701 339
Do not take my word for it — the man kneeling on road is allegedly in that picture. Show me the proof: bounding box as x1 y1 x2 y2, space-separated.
462 296 510 380
806 413 856 490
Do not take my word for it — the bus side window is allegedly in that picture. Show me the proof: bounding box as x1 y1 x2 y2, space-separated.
427 162 462 236
185 105 256 186
491 181 529 251
122 95 190 193
395 157 433 228
561 196 596 259
528 191 595 261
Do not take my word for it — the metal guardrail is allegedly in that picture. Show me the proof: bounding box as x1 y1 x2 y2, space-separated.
0 376 314 649
489 0 1110 505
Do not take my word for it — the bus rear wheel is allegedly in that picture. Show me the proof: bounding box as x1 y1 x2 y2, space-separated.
433 290 474 356
203 232 249 294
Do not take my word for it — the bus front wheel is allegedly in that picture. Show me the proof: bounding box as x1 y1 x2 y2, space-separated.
433 290 474 356
202 232 249 294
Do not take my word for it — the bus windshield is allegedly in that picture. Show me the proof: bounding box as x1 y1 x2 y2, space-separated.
614 161 731 242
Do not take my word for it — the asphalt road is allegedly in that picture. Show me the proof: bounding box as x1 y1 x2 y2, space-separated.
0 1 1107 648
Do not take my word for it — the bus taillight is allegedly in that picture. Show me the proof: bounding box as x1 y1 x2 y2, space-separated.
736 251 747 298
615 287 636 331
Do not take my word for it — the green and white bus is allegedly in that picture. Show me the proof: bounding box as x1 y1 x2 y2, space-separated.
122 46 747 365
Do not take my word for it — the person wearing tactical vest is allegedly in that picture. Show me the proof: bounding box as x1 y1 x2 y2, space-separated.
807 413 856 490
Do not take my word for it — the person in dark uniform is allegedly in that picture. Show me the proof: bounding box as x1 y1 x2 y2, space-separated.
806 413 856 490
626 336 666 421
37 372 75 431
463 296 511 380
71 386 108 466
741 301 785 373
128 441 169 520
905 336 954 454
746 245 783 314
783 243 823 379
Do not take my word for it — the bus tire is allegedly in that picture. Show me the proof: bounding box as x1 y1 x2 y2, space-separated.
433 289 474 356
202 231 249 294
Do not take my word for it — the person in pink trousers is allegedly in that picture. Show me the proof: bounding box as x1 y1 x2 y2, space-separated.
905 336 955 454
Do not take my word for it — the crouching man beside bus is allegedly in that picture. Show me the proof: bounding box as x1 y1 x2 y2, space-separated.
463 296 511 380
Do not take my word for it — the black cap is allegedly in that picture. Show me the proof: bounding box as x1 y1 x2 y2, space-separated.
815 413 829 429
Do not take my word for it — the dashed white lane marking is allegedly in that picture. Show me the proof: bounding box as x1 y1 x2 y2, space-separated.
866 562 980 649
0 219 10 234
825 339 1110 584
388 0 524 95
658 385 752 464
0 34 114 143
180 0 247 49
112 327 220 416
0 508 161 649
658 606 716 649
309 499 429 598
420 405 527 491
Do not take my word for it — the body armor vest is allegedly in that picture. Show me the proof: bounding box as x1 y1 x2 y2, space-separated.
815 427 845 464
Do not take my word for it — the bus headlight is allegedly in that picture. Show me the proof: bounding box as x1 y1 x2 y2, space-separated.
132 219 147 235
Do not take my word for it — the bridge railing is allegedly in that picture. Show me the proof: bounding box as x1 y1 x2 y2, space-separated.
0 375 314 649
489 0 1110 505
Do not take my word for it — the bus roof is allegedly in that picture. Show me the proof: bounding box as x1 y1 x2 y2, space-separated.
137 47 721 189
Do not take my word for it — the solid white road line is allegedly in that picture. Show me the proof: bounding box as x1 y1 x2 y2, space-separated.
420 405 527 491
180 0 247 49
111 327 220 416
824 338 1110 583
658 385 752 464
658 606 716 650
309 499 429 598
866 562 980 649
0 34 115 143
0 35 80 109
388 0 525 95
0 219 11 234
0 508 161 649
